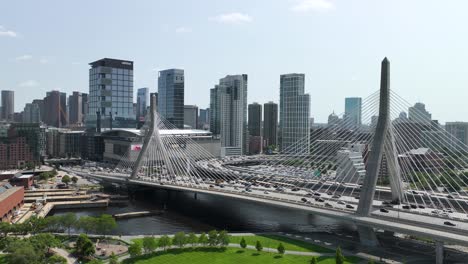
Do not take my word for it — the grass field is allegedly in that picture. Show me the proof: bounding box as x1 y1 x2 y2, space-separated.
229 235 334 253
132 234 333 254
122 247 360 264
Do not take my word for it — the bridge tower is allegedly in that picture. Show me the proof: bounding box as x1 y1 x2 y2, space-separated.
355 58 405 247
130 94 175 179
356 57 405 217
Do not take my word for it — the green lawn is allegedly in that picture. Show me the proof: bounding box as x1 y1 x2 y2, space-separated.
230 235 334 253
133 234 333 254
122 248 360 264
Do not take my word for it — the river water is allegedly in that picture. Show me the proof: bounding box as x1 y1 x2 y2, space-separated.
51 188 356 236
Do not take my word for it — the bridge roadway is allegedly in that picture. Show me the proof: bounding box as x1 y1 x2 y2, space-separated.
64 168 468 247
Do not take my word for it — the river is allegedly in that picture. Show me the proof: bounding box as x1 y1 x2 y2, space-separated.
51 188 356 236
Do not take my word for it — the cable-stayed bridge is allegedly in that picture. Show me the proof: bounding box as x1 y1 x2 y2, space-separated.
64 58 468 264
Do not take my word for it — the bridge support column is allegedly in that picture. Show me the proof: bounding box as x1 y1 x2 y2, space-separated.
435 241 444 264
357 225 379 247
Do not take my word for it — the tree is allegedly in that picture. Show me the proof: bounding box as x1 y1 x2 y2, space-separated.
61 175 71 185
277 243 285 255
96 214 117 239
128 242 142 258
198 232 208 246
336 246 345 264
59 213 77 236
71 176 78 184
172 232 186 248
28 233 60 253
255 240 263 252
158 235 171 251
310 256 318 264
187 233 198 247
77 216 97 234
240 237 247 249
75 234 95 258
109 252 119 264
142 236 157 253
217 230 230 247
5 240 41 264
208 230 218 246
46 255 67 264
39 172 50 181
87 259 103 264
26 216 48 234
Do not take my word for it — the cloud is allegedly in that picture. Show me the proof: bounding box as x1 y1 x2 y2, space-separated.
211 12 253 24
175 27 192 33
19 80 39 87
15 54 33 61
39 58 49 64
291 0 334 12
0 26 17 37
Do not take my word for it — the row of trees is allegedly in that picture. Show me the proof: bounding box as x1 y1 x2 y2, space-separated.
0 213 117 238
128 230 230 257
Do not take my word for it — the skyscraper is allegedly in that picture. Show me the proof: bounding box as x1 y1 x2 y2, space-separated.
81 93 88 123
198 108 210 130
344 97 362 126
184 105 198 129
445 122 468 149
248 102 262 154
44 90 67 128
1 90 14 121
210 74 248 156
248 103 262 136
68 92 83 126
279 73 310 154
23 103 41 123
408 102 432 124
136 88 149 123
263 101 278 148
158 69 184 129
87 58 135 129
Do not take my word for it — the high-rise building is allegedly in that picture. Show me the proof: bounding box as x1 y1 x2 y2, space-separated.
1 90 14 121
23 103 41 123
68 92 83 126
86 58 135 129
184 105 198 129
408 102 432 124
344 97 362 126
158 69 184 129
198 108 210 130
248 102 262 154
210 74 248 156
248 103 262 136
136 88 149 123
81 93 88 123
31 99 45 123
44 90 67 128
263 101 278 148
279 73 310 154
445 122 468 148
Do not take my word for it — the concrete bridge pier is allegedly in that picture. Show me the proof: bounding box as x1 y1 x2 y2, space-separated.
357 225 379 247
435 241 444 264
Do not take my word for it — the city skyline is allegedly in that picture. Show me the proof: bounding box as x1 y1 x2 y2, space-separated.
2 0 468 123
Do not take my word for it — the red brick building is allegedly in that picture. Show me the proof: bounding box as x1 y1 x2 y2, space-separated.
0 137 35 169
0 181 24 222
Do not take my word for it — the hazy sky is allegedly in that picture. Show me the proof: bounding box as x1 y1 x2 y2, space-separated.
1 0 468 123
